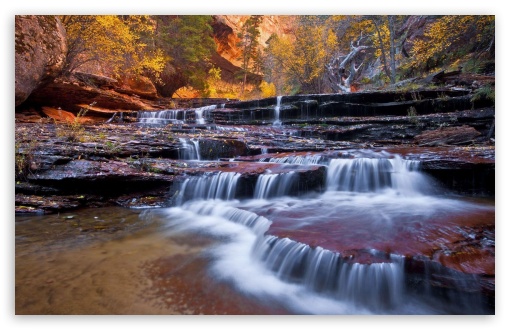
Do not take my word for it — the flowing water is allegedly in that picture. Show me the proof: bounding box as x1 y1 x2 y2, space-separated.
178 138 201 160
138 104 217 126
273 96 283 126
194 104 217 124
138 109 189 125
16 151 495 314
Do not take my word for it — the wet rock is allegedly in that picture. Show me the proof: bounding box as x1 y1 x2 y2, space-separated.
414 125 482 146
27 159 174 196
385 146 495 196
15 193 82 214
198 138 249 160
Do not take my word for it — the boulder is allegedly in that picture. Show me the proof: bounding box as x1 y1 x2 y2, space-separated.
41 107 76 123
26 81 156 113
114 74 158 99
74 71 118 88
15 15 67 106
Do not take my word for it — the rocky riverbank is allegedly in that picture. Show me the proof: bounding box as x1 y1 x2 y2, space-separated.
15 89 495 214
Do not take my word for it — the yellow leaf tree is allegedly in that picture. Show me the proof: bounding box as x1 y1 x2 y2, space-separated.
60 15 165 79
264 16 339 94
404 15 495 75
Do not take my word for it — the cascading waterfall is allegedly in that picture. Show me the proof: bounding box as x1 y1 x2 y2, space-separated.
137 105 217 125
253 171 297 199
138 109 188 124
326 156 431 195
174 172 241 205
273 96 283 126
171 200 272 236
194 105 217 124
252 236 404 311
214 126 247 132
259 154 326 165
147 150 492 314
178 138 201 160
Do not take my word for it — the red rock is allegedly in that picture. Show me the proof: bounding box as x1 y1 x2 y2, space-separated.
115 74 158 100
414 125 481 146
15 15 67 106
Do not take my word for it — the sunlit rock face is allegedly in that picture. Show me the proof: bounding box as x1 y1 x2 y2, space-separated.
114 74 158 100
211 15 294 82
15 15 67 106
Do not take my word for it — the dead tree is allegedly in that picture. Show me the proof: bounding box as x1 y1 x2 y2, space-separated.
326 34 372 93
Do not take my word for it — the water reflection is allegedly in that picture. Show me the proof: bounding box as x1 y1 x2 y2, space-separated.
15 207 287 314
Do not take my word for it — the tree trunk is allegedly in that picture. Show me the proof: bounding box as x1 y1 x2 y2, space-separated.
372 18 392 81
388 15 396 84
326 40 371 93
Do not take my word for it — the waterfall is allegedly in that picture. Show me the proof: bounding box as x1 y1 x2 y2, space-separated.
176 200 272 236
178 138 201 160
215 126 247 132
326 156 431 195
260 154 325 165
254 171 297 199
147 149 492 314
194 105 217 124
253 235 404 311
273 96 283 126
174 172 241 205
138 109 188 124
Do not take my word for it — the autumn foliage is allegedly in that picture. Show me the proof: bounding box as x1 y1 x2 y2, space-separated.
56 15 494 99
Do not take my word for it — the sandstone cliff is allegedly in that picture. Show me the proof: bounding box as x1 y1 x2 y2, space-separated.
210 15 294 83
15 15 67 106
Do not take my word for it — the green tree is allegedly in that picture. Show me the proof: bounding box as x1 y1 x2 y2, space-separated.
153 15 217 97
237 15 263 96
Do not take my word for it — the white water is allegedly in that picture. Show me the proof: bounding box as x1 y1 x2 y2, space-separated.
254 235 405 311
273 96 283 126
327 156 430 195
137 105 217 125
141 152 494 314
153 192 491 314
214 126 248 132
174 172 241 205
194 105 217 124
178 138 201 160
157 199 373 314
254 171 297 199
260 154 326 165
138 109 188 124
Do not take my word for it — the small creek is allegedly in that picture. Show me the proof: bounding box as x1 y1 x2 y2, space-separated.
15 93 495 315
15 155 495 314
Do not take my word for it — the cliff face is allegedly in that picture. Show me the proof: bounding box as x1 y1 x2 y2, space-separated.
15 15 67 106
211 15 294 83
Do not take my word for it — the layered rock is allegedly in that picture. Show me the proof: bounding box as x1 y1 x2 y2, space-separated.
24 80 155 117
